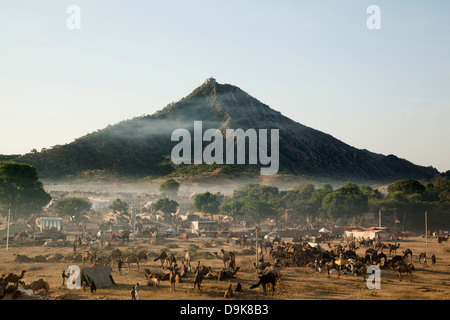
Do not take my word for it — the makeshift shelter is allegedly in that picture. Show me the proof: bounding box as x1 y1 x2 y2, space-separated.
81 266 115 288
344 227 390 241
319 227 330 233
36 217 63 232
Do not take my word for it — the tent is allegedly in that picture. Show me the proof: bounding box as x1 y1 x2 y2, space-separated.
36 217 63 232
82 266 115 288
319 227 330 233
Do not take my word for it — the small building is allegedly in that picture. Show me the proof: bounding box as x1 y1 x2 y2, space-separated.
344 226 390 242
190 220 218 234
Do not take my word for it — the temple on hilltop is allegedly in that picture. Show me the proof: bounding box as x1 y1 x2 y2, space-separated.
204 77 216 85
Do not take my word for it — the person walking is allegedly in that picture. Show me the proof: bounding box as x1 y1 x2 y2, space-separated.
118 259 123 275
62 270 67 286
90 279 97 294
135 283 140 300
131 286 136 300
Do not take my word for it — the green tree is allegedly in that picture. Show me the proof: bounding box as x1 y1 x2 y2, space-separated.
109 198 131 224
219 199 244 220
151 198 179 215
387 179 426 196
159 179 180 197
241 200 277 224
54 197 92 222
0 162 51 220
193 192 221 219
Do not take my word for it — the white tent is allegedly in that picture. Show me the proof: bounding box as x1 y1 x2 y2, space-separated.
319 227 330 233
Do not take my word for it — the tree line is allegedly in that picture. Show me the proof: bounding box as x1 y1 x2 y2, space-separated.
1 162 449 231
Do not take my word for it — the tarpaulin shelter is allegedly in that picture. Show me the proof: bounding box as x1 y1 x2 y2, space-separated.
36 217 63 232
82 266 115 288
344 226 390 241
319 227 330 233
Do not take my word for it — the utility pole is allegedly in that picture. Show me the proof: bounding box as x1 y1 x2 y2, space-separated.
425 211 428 247
378 210 381 227
394 212 397 248
6 209 11 251
255 225 259 268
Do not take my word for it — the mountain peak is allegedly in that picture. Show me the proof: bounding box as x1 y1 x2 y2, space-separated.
203 77 217 85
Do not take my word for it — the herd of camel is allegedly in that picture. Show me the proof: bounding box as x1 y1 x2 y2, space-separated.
0 234 438 299
0 270 50 299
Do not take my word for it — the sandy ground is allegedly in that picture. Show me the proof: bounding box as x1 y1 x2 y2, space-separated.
1 233 449 301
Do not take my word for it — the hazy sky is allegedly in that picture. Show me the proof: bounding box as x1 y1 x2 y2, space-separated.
0 1 449 172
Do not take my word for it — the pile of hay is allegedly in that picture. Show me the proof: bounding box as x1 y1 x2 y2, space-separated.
13 254 33 263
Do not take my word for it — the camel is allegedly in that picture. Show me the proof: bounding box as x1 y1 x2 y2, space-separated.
82 250 97 265
250 272 277 296
103 249 123 269
254 262 272 274
144 269 161 287
418 252 426 264
154 251 177 267
224 284 234 298
169 269 176 292
260 265 281 285
403 249 413 262
175 272 182 284
327 243 343 256
179 262 188 277
117 230 131 243
390 262 413 282
195 261 210 277
323 260 340 279
205 267 221 280
3 270 26 287
193 269 203 292
24 279 50 297
348 241 359 251
219 267 240 281
120 255 140 272
137 251 148 264
389 243 400 256
213 249 236 271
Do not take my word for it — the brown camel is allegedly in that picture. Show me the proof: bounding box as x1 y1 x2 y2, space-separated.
24 279 50 297
144 269 161 287
121 255 140 272
213 249 236 271
324 260 340 279
4 270 26 286
137 251 148 264
390 262 413 281
403 249 413 262
389 243 400 256
154 251 177 267
169 269 176 292
82 250 97 265
418 252 426 263
193 269 204 292
327 243 343 255
103 249 123 269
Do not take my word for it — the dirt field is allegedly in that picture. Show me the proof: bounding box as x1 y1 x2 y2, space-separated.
1 233 450 301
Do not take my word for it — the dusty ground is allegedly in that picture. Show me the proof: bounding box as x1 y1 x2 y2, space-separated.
1 233 449 301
